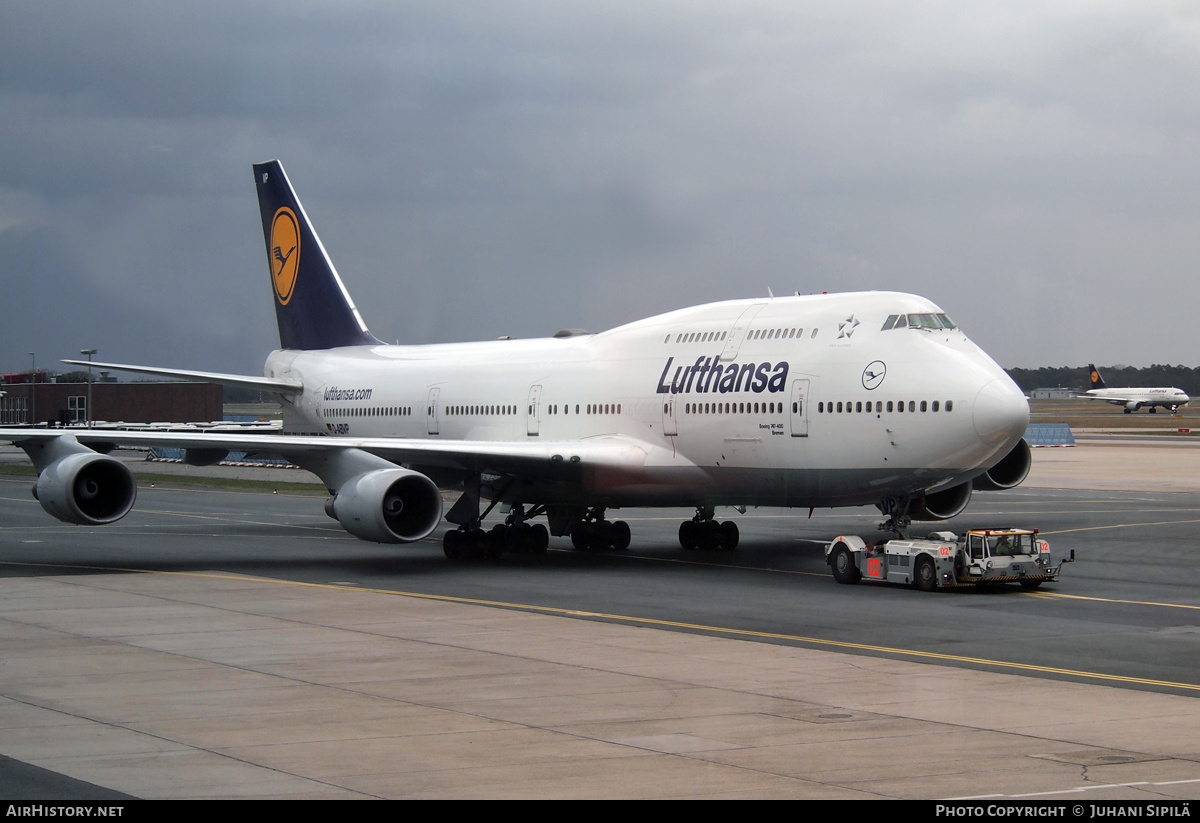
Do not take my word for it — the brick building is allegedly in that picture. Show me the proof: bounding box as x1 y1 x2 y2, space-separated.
0 380 222 426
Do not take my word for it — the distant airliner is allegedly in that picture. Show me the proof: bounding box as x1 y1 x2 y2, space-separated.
0 161 1031 557
1080 364 1189 414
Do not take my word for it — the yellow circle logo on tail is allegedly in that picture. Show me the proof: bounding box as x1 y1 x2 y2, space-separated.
270 207 300 305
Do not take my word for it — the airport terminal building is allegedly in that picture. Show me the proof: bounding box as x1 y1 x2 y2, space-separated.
0 373 221 426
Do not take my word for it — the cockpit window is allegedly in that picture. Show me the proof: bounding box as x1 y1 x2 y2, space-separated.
882 312 958 331
907 313 943 330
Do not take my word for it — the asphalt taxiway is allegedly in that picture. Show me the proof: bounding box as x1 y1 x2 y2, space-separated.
2 441 1200 798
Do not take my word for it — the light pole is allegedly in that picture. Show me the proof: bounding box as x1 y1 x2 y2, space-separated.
80 349 96 427
28 352 35 426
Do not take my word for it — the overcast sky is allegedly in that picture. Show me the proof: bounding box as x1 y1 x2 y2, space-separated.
2 1 1197 377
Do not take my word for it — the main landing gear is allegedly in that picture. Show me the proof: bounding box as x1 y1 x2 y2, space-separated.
570 508 632 552
443 504 549 560
678 507 739 551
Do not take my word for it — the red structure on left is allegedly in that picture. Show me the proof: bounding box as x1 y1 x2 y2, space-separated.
0 372 221 426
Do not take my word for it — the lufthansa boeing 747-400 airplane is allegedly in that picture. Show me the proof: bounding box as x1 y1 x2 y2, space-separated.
0 161 1031 557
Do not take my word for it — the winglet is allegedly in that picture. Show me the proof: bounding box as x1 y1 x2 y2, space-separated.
253 161 381 350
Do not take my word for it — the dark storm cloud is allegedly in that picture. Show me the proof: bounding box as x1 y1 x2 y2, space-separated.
2 1 1198 377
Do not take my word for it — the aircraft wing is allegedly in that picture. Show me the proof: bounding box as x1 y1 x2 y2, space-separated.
58 360 303 395
0 428 652 479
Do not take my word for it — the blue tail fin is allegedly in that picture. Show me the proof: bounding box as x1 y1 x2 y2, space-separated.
253 160 381 350
1088 364 1106 390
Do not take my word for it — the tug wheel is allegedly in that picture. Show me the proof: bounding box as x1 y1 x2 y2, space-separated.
914 555 937 592
830 543 861 585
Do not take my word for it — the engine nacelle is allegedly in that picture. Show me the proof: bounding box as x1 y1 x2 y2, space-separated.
1125 400 1142 412
329 468 443 543
972 438 1032 491
34 452 137 525
911 481 973 521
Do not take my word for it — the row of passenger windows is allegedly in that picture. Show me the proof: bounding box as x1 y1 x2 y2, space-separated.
818 400 954 413
447 405 517 416
668 330 726 344
664 327 818 344
684 401 783 415
545 404 622 415
324 397 952 421
747 327 814 340
325 406 413 418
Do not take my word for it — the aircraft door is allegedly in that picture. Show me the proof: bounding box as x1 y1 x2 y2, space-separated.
526 384 542 436
426 387 440 435
790 379 810 437
662 394 678 436
720 303 766 362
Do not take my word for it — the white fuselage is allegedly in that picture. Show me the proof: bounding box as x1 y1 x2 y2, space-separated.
266 291 1029 509
1084 388 1190 410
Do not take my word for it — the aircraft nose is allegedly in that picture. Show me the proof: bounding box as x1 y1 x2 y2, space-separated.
972 377 1029 448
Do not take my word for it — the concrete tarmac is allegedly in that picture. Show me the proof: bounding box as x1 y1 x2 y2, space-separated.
2 443 1200 799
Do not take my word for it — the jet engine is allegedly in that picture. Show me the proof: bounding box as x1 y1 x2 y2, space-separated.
1125 401 1142 412
326 468 443 543
33 452 137 525
910 481 973 521
972 438 1032 491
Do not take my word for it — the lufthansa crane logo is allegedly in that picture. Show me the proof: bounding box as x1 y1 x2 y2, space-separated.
270 207 300 305
862 360 886 390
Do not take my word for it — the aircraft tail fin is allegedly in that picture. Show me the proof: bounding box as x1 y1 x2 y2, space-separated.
253 160 381 350
1088 364 1107 390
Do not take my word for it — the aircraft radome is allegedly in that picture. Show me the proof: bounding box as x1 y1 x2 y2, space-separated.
1 161 1032 558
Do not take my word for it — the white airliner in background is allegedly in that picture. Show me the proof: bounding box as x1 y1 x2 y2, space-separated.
0 161 1031 557
1080 364 1189 414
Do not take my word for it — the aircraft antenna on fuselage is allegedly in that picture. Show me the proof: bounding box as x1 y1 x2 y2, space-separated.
253 160 381 351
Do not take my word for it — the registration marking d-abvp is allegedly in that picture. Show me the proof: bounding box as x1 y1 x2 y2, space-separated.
270 207 300 305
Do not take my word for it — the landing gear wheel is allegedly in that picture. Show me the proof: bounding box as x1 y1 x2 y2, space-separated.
590 519 614 551
830 543 861 584
914 555 937 592
719 521 739 550
529 523 549 554
679 520 699 550
443 529 462 560
485 524 507 558
611 520 631 550
504 523 526 554
572 521 592 550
